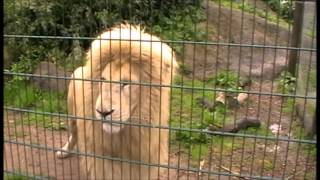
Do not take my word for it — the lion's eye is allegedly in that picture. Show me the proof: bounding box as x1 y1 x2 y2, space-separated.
121 82 129 87
121 80 130 88
100 77 106 81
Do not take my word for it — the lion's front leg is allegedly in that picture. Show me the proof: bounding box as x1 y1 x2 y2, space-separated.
56 118 77 158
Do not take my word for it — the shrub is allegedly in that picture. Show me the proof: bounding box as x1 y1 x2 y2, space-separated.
262 0 294 22
4 0 205 71
277 71 296 94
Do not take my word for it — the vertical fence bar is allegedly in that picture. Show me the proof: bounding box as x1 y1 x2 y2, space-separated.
288 1 304 76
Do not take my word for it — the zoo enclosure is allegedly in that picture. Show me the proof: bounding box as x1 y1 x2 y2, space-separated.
4 0 317 179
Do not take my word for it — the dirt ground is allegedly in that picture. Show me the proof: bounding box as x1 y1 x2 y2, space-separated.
183 0 292 81
4 1 316 179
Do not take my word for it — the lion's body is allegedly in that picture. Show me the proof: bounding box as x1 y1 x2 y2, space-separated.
60 24 178 179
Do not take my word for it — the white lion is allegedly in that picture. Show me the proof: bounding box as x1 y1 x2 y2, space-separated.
56 23 178 179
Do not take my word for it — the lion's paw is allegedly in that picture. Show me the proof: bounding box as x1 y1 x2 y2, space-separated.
56 149 70 159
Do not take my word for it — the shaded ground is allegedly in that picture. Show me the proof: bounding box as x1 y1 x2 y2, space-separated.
4 112 81 180
183 0 291 80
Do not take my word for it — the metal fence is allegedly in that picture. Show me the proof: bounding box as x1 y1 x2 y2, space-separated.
4 0 317 179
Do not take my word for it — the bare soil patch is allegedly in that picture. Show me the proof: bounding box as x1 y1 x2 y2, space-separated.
182 1 291 80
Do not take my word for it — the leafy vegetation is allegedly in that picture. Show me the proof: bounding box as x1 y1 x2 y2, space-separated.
4 0 206 131
169 71 265 164
277 71 296 95
207 70 242 91
4 0 205 73
276 71 296 115
282 97 294 114
151 6 207 52
262 0 294 22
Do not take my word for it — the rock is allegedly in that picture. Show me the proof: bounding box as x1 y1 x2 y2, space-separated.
32 61 71 93
216 92 226 104
237 93 248 104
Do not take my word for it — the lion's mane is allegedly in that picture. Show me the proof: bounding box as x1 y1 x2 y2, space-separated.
68 23 178 179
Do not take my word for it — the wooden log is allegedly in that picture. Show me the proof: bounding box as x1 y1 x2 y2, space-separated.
208 117 261 133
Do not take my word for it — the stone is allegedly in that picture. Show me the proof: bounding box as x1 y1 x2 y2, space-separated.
32 61 71 93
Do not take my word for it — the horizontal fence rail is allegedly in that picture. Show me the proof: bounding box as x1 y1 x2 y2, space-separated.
4 34 317 51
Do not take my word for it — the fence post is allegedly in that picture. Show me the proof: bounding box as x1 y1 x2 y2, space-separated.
294 1 317 137
288 1 304 76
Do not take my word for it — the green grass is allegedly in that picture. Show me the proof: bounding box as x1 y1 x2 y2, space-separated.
290 120 316 158
291 121 313 140
4 81 40 108
308 67 317 92
14 114 67 131
4 174 30 180
4 81 67 112
4 172 53 180
170 74 230 166
282 97 295 114
170 75 217 143
169 72 268 166
190 144 209 162
262 159 274 171
4 80 67 130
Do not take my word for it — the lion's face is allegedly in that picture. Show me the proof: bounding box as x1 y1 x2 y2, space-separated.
95 67 139 134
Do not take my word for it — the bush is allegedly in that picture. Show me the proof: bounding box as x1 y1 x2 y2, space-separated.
262 0 294 22
277 71 296 94
4 0 205 72
208 71 242 92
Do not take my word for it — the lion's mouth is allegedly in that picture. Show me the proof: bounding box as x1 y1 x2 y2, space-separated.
102 116 123 134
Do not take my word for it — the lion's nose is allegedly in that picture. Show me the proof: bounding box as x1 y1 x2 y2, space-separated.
96 109 114 118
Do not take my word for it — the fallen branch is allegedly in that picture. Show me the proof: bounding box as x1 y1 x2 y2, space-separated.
285 170 304 180
208 117 261 133
219 165 250 180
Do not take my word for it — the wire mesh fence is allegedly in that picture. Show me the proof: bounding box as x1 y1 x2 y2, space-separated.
4 0 316 179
